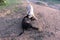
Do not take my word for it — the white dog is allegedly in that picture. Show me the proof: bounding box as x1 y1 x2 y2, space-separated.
26 0 37 20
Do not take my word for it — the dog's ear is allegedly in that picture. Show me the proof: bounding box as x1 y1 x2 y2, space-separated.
25 15 29 18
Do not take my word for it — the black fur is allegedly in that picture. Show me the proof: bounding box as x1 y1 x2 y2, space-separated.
21 15 38 30
21 15 32 30
18 15 38 36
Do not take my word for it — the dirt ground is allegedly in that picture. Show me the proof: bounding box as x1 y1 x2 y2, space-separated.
0 1 60 40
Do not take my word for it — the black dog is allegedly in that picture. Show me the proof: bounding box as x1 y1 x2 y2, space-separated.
21 15 38 30
18 15 38 36
21 15 32 30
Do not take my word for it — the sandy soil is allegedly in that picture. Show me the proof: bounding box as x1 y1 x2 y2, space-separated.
0 1 60 40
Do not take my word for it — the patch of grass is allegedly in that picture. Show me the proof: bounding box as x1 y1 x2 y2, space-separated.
0 0 22 9
39 0 60 4
48 0 60 4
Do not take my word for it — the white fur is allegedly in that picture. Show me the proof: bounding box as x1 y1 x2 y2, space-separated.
26 0 38 20
27 4 35 18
